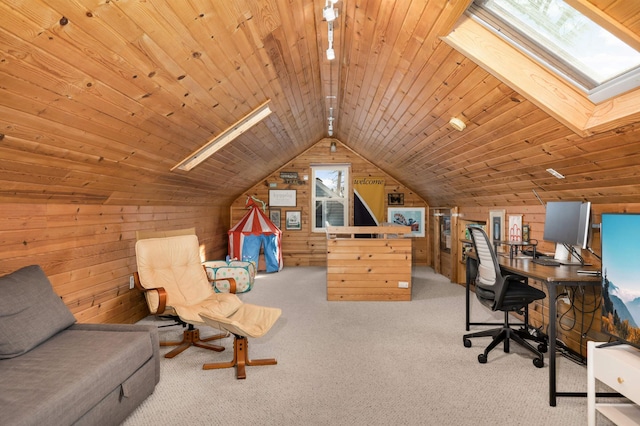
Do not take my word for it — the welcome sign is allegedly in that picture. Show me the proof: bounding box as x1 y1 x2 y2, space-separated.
353 177 385 226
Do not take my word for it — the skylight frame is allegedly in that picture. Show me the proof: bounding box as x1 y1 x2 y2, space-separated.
467 0 640 104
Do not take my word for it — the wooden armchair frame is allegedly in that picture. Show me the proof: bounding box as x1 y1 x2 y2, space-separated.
133 267 238 358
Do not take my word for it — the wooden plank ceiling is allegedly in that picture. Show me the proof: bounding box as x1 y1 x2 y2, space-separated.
1 0 639 208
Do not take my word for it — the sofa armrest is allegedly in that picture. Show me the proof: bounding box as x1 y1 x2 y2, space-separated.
69 323 159 352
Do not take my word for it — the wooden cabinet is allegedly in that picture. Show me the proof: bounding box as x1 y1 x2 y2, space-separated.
588 341 640 425
326 226 412 301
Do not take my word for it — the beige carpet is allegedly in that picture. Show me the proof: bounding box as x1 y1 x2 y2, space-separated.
122 266 614 426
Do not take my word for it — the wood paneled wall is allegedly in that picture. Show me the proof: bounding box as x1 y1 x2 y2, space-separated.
231 138 430 267
458 202 640 359
0 203 229 324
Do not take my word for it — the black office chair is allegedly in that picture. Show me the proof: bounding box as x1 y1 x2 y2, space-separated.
463 227 547 368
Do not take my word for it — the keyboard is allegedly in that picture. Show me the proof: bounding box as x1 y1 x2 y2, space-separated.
532 258 561 267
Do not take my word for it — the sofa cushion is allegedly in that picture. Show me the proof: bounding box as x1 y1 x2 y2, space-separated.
0 265 76 359
0 325 156 426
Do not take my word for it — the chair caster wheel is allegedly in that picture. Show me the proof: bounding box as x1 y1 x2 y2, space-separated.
478 354 487 364
463 338 472 348
538 343 548 353
533 357 544 368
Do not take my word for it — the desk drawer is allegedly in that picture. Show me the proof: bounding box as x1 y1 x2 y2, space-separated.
593 345 640 403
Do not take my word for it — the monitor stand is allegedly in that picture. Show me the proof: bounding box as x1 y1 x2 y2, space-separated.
554 244 590 266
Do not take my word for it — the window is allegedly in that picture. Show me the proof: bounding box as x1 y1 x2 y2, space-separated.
311 165 349 232
468 0 640 103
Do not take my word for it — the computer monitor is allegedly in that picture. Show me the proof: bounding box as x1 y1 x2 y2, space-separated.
543 201 591 249
600 213 640 349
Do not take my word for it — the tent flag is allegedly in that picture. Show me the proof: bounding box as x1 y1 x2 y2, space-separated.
353 177 385 226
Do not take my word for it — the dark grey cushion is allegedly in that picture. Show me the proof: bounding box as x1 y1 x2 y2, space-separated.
0 265 76 359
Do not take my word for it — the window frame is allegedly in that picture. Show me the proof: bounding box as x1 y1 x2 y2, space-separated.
311 164 350 232
467 0 640 103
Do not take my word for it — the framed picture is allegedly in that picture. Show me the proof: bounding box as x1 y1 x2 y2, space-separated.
440 215 451 252
285 210 302 230
508 214 523 242
388 193 404 206
269 189 296 207
489 209 506 245
388 207 425 237
269 208 281 228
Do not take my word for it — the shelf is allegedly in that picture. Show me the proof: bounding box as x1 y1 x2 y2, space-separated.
597 404 640 426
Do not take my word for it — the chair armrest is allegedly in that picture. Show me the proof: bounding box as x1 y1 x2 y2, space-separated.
133 271 168 314
201 265 238 293
504 274 527 284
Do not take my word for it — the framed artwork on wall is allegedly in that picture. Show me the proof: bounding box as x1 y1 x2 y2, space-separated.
285 210 302 230
508 214 523 242
388 193 404 206
269 189 296 207
388 207 425 238
440 215 451 252
269 208 281 229
489 209 506 245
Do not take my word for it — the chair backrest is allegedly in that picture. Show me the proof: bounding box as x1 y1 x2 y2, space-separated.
136 227 196 240
468 226 506 310
135 234 212 307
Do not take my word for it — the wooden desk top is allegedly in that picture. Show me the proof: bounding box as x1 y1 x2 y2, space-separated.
497 256 602 284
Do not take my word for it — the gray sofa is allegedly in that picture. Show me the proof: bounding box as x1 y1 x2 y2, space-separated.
0 265 160 426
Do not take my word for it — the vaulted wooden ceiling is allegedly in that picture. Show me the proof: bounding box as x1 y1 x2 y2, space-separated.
1 0 639 208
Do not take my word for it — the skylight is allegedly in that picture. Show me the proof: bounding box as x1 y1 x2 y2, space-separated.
468 0 640 103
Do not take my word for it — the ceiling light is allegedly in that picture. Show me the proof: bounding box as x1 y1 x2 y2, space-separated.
330 141 337 152
172 100 272 172
449 117 466 131
546 168 565 179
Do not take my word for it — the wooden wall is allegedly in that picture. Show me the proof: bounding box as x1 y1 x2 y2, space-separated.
458 202 640 359
231 138 430 267
0 203 229 324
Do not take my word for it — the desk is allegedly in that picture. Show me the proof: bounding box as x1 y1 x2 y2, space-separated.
465 254 602 406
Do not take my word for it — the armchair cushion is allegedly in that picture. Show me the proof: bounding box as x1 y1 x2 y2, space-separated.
0 265 76 359
200 303 281 338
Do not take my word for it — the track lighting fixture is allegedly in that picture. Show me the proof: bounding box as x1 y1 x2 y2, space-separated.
323 4 337 21
326 22 335 61
326 47 335 61
328 110 335 137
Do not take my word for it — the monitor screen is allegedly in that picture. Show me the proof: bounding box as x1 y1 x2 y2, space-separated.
601 213 640 349
543 201 591 249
